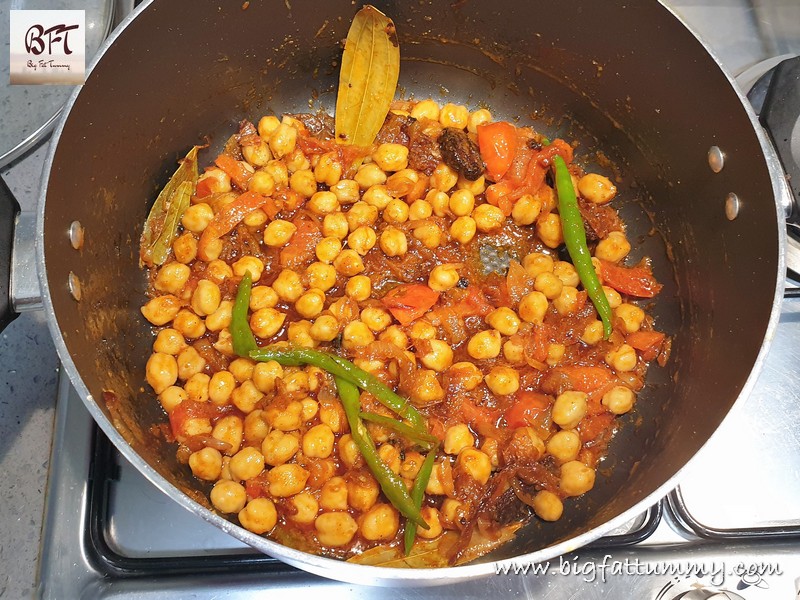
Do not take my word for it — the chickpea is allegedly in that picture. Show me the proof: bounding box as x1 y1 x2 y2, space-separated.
553 286 581 316
308 191 340 216
272 269 305 302
532 490 564 522
473 203 505 232
261 430 300 466
523 252 555 278
346 202 379 232
426 458 454 496
173 309 206 339
450 215 477 244
338 434 364 469
197 168 231 194
238 497 278 535
414 369 445 403
408 320 436 340
305 262 337 292
141 294 181 326
189 447 223 481
292 289 323 320
247 307 285 339
379 325 408 349
310 237 340 265
426 189 450 217
457 173 485 195
347 226 377 256
330 178 359 205
578 173 617 204
210 480 247 514
252 361 283 394
456 448 492 485
511 193 543 226
412 221 443 249
603 285 623 309
245 168 274 195
287 320 316 348
181 203 214 233
244 410 269 444
428 263 460 292
615 303 646 333
263 160 289 188
602 385 635 414
307 314 339 342
209 415 243 457
408 199 433 221
371 143 408 172
257 115 280 138
263 219 296 248
288 492 319 524
383 198 410 225
360 504 400 541
319 214 346 242
467 108 492 133
158 386 186 413
595 231 631 263
213 330 235 356
313 151 343 186
289 168 317 198
242 137 272 166
204 300 231 333
552 390 588 430
379 226 408 257
173 232 198 264
439 103 469 129
503 337 525 364
546 430 582 463
560 460 596 496
411 99 440 120
448 362 483 391
485 366 520 395
154 263 191 295
467 329 502 360
345 275 371 302
581 320 605 345
535 271 564 300
320 476 349 511
205 259 234 284
302 423 335 459
267 399 303 432
231 380 264 414
333 249 365 276
153 328 186 356
430 162 458 193
189 280 221 317
553 261 580 288
347 471 380 512
536 213 564 248
268 122 297 158
440 498 466 527
605 343 638 372
355 162 387 190
363 184 393 210
225 358 252 383
444 424 475 455
229 446 265 481
146 352 178 394
547 343 566 366
357 307 389 333
315 512 358 547
184 373 210 402
266 463 309 498
419 339 454 372
342 320 375 350
486 306 521 336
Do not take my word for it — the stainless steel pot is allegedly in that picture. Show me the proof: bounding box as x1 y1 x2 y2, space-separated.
2 0 792 586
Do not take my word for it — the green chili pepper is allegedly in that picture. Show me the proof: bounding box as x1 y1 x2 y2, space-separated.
249 346 427 435
231 271 258 357
553 154 613 338
403 446 437 555
335 376 428 529
359 411 438 451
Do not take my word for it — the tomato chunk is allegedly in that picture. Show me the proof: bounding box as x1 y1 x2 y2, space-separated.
477 121 517 181
381 283 441 325
504 391 553 429
599 259 663 298
627 330 666 361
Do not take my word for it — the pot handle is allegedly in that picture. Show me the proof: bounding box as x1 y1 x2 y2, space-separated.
758 55 800 221
0 176 20 331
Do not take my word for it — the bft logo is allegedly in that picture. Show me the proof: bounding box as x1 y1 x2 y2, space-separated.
25 23 80 56
9 10 86 85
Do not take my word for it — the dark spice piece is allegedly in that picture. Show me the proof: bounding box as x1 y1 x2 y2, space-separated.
438 127 484 181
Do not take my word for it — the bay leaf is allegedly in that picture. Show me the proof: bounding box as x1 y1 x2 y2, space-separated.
334 5 400 148
140 146 199 267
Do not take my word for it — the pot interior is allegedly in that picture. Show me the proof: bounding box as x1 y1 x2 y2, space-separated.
41 0 780 569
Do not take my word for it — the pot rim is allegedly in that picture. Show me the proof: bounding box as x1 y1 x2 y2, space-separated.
34 0 788 586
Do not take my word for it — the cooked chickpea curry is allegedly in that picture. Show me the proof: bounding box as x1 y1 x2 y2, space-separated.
138 6 668 567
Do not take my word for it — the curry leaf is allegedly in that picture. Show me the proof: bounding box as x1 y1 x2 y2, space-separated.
140 146 199 267
334 5 400 148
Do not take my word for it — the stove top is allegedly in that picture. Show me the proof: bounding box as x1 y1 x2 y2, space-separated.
33 2 800 599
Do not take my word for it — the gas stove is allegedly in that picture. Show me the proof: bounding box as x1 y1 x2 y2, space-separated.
33 2 800 598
